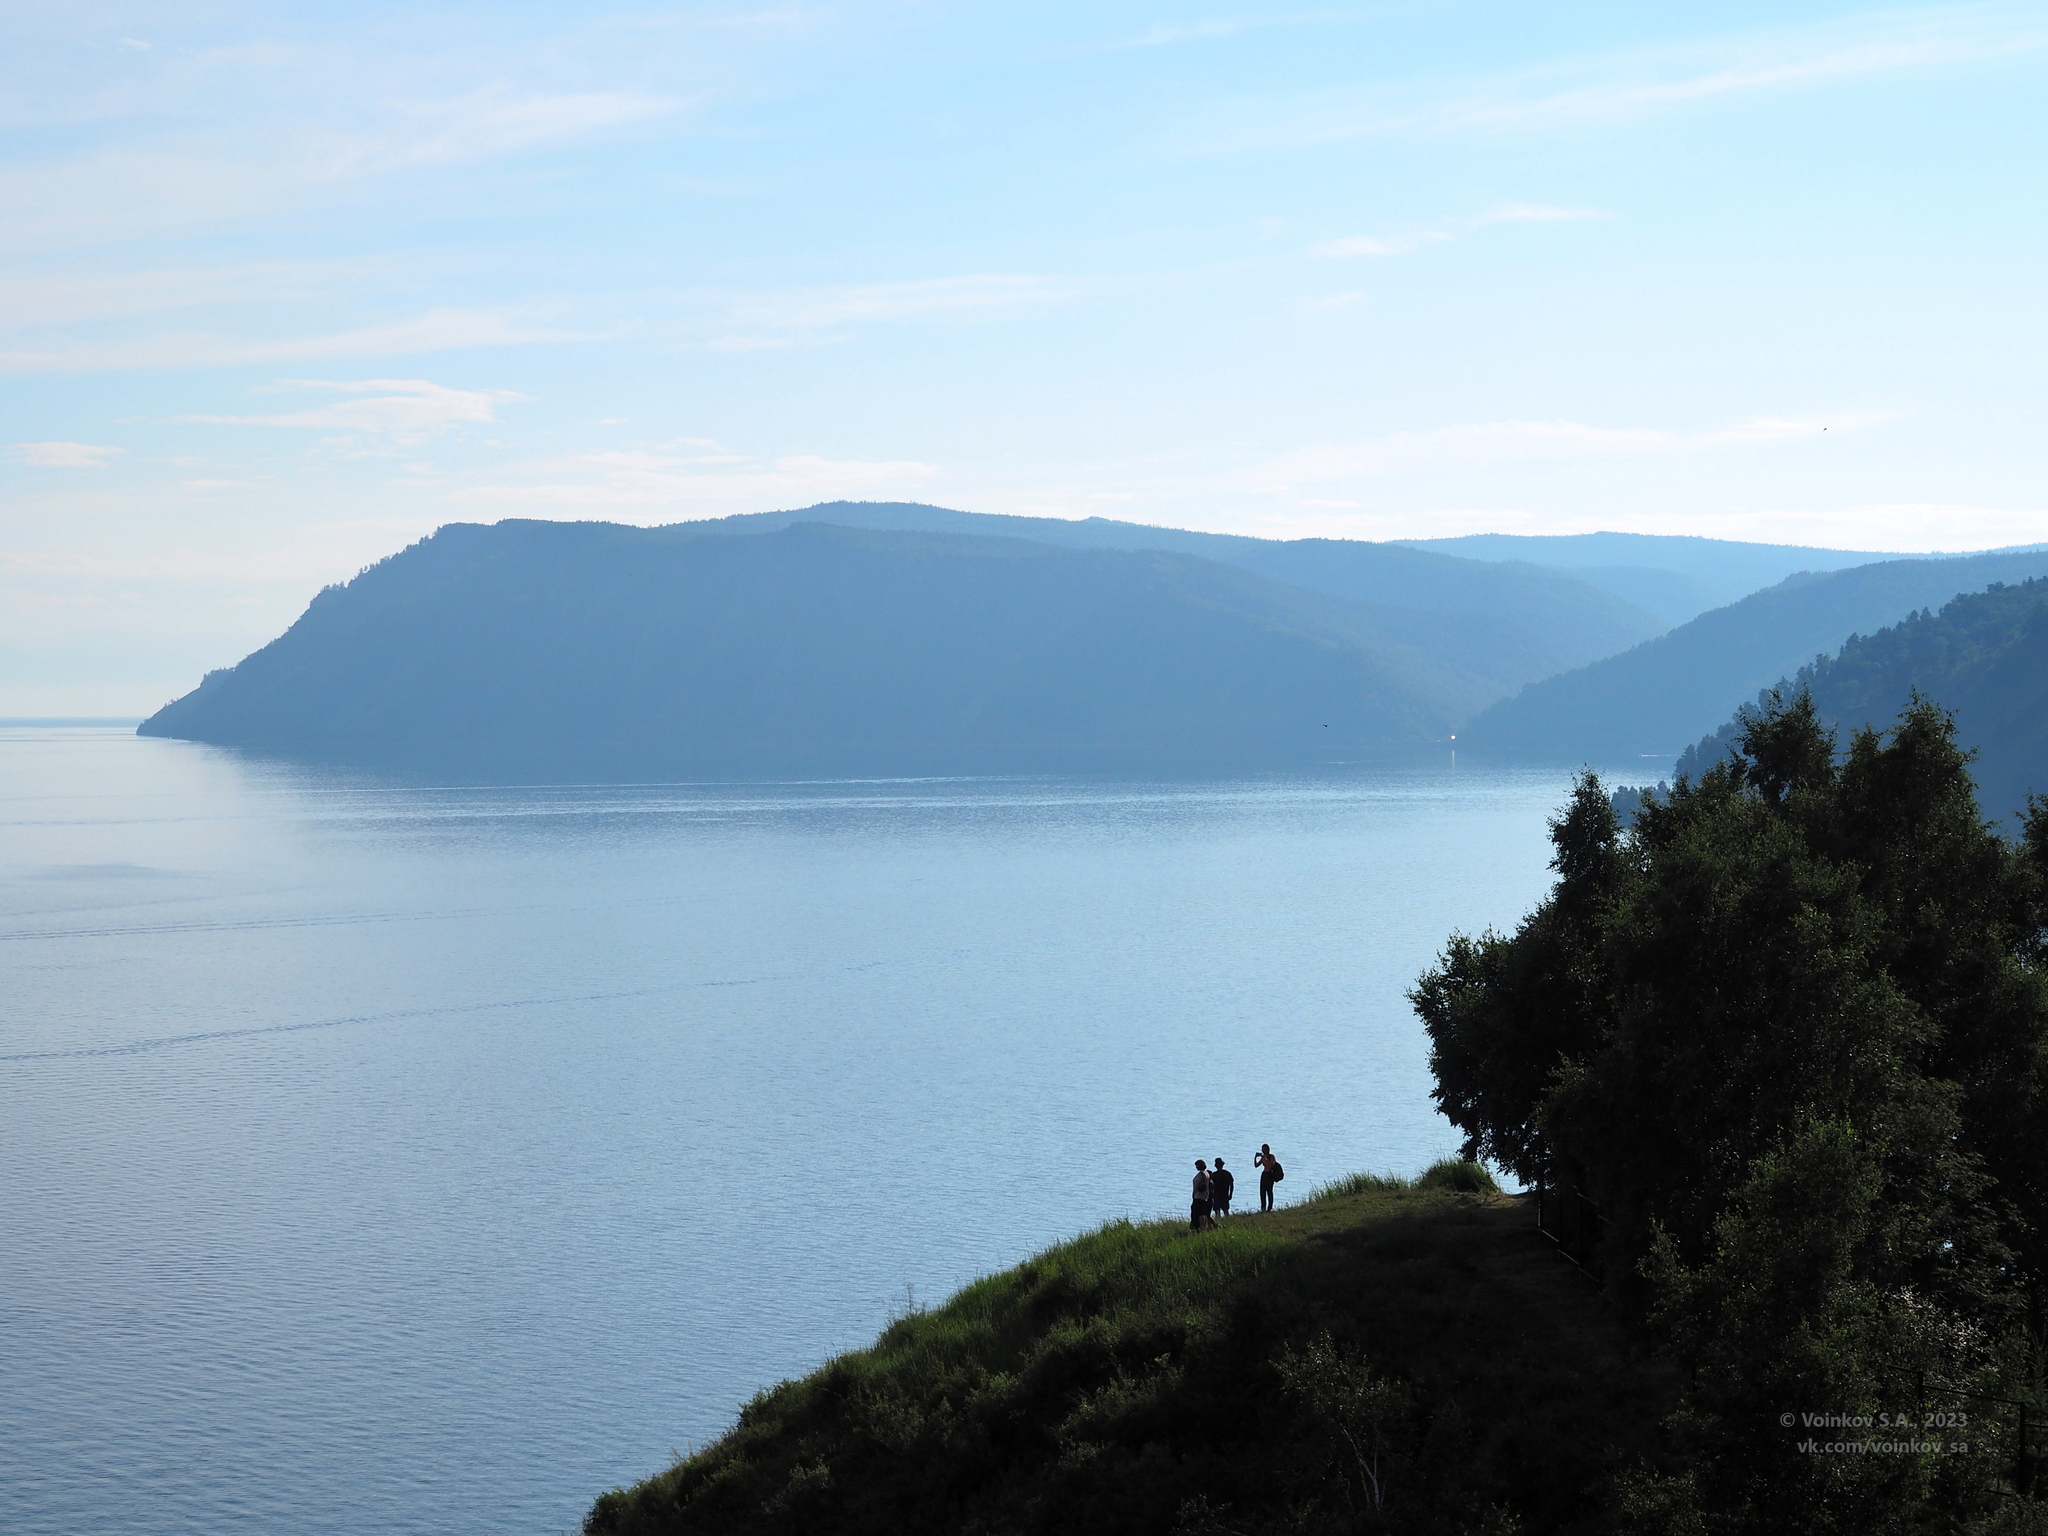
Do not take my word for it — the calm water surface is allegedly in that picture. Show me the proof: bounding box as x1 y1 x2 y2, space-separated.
0 726 1637 1536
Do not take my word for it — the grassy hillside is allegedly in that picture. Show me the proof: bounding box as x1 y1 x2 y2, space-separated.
586 1167 1681 1536
1463 549 2048 761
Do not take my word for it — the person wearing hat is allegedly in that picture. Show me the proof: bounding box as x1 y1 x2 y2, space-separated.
1210 1157 1234 1220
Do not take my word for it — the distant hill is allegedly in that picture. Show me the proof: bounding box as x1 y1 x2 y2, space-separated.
708 502 1666 682
141 519 1589 779
1461 549 2048 764
1398 531 1904 625
1670 578 2048 822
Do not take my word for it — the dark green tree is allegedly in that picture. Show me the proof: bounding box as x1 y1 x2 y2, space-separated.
1414 691 2048 1531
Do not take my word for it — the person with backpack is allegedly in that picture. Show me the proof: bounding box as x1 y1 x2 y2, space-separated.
1254 1144 1283 1212
1191 1160 1212 1231
1210 1157 1234 1220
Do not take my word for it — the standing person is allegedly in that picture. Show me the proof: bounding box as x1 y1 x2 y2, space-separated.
1211 1157 1234 1220
1191 1160 1212 1232
1254 1144 1283 1213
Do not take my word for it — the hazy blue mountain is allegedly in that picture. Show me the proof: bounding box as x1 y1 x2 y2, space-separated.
1397 531 1904 623
141 520 1562 780
709 502 1666 680
1669 578 2048 822
1461 549 2048 763
1540 565 1734 628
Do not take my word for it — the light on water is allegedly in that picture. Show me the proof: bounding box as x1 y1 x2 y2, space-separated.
0 725 1631 1536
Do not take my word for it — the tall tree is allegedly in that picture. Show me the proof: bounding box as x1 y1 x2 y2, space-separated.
1414 692 2048 1530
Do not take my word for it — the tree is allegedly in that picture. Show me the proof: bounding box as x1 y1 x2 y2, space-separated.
1413 692 2048 1530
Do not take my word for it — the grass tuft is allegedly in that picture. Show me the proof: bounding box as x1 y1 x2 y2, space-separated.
1414 1157 1501 1194
1308 1170 1411 1199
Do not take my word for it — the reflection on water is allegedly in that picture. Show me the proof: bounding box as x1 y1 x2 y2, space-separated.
0 726 1621 1536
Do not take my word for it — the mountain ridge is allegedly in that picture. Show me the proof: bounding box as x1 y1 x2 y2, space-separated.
1462 548 2048 762
139 520 1529 779
1667 577 2048 822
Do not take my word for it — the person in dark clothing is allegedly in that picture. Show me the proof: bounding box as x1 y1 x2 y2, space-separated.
1210 1158 1234 1220
1254 1144 1283 1212
1191 1160 1212 1231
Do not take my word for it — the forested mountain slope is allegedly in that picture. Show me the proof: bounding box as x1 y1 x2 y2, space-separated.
141 520 1540 779
1672 577 2048 821
714 502 1666 681
1463 549 2048 762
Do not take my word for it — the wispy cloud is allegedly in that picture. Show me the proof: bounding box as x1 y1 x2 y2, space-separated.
1113 19 1259 50
706 273 1087 349
1176 7 2046 152
0 86 682 251
1475 202 1606 225
1310 202 1607 259
1098 12 1341 51
0 310 574 373
183 378 522 439
9 441 124 468
1236 412 1891 489
0 257 412 330
1309 231 1452 258
333 87 680 174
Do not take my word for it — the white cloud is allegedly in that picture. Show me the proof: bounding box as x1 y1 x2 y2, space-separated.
1310 231 1450 258
338 87 680 174
0 256 409 330
1099 12 1342 51
9 441 124 468
184 378 521 439
1235 412 1891 488
253 309 577 361
0 87 682 250
1456 25 2041 132
1475 202 1607 225
706 273 1087 349
0 308 576 373
1114 20 1257 49
1178 8 2045 152
1312 201 1609 259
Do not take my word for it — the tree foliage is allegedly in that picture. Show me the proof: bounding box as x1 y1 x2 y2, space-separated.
1415 691 2048 1531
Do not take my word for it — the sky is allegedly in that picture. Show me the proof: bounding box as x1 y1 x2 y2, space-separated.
3 1 2046 713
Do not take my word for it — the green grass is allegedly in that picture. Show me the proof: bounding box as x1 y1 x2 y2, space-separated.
1312 1159 1502 1200
586 1180 1675 1536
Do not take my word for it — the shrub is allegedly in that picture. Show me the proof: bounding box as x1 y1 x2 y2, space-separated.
1415 1158 1499 1195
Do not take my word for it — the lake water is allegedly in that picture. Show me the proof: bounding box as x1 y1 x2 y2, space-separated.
0 725 1640 1536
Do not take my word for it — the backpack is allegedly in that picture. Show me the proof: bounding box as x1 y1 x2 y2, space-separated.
1268 1159 1284 1182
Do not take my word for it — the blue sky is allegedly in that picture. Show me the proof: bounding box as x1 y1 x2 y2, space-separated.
3 1 2046 711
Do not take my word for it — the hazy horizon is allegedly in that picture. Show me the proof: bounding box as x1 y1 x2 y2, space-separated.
5 2 2045 709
